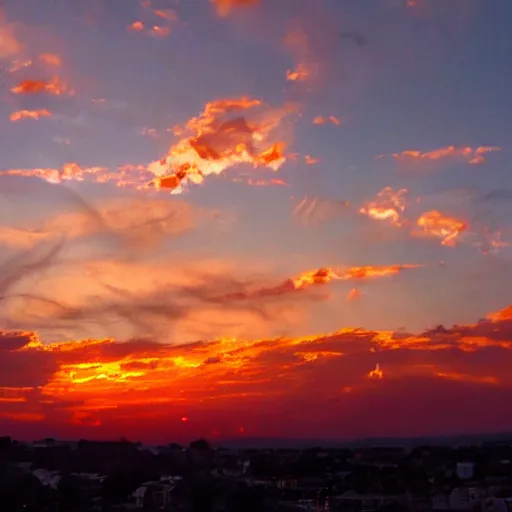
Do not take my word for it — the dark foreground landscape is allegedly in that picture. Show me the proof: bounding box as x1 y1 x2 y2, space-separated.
1 434 512 511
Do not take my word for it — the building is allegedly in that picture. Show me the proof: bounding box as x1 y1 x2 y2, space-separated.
457 462 475 480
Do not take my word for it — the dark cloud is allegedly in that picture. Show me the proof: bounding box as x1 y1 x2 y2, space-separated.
0 330 35 350
0 345 57 388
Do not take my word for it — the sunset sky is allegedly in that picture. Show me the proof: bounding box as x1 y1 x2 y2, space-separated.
1 0 512 444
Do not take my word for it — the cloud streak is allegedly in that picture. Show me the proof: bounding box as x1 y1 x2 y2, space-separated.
379 145 502 167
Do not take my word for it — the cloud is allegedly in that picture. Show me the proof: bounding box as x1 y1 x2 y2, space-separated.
414 210 468 247
0 330 36 351
0 252 302 342
10 77 74 96
304 155 320 165
312 116 341 126
359 189 510 251
359 186 408 227
1 303 512 440
346 288 361 301
0 331 58 389
0 11 23 60
0 238 65 304
211 0 260 17
0 227 53 249
284 21 313 82
39 53 61 67
282 12 340 87
9 109 52 122
0 197 211 250
291 264 425 289
0 97 296 193
0 230 429 343
293 196 350 226
43 197 205 248
379 145 501 167
128 5 178 37
145 97 294 193
128 21 144 32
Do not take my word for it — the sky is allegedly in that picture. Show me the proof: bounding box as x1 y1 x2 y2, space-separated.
1 0 512 444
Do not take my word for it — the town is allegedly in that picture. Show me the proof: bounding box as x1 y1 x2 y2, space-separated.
1 435 512 511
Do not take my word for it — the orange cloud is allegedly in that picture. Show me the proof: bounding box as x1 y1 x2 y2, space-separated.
415 210 468 247
153 9 178 21
0 97 295 192
9 109 51 122
0 197 211 251
148 25 171 38
0 227 53 249
145 97 293 193
243 178 290 187
10 77 74 96
0 231 427 346
282 13 338 87
486 305 512 323
0 163 111 184
284 21 312 83
359 190 508 252
1 302 512 441
0 243 306 343
7 59 32 73
347 288 361 301
128 20 144 31
0 11 23 59
368 363 383 379
128 6 178 37
475 229 510 255
211 0 260 17
39 53 61 66
313 116 341 126
286 64 309 82
304 155 320 165
360 186 408 227
436 372 497 385
383 145 501 166
291 263 425 290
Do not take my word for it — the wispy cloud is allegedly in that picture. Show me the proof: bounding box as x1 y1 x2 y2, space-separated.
293 196 350 226
379 145 501 167
9 109 52 122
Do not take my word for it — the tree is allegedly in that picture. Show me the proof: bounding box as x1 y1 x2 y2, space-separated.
0 470 48 512
57 473 85 512
188 471 216 512
190 439 212 453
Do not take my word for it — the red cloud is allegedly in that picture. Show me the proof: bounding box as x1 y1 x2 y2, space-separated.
1 304 512 442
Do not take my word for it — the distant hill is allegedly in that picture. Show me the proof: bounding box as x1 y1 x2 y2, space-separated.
217 431 512 450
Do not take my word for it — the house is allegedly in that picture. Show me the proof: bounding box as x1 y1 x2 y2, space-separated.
132 477 177 510
457 462 475 481
333 490 411 512
448 486 486 510
32 468 61 489
482 497 512 512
